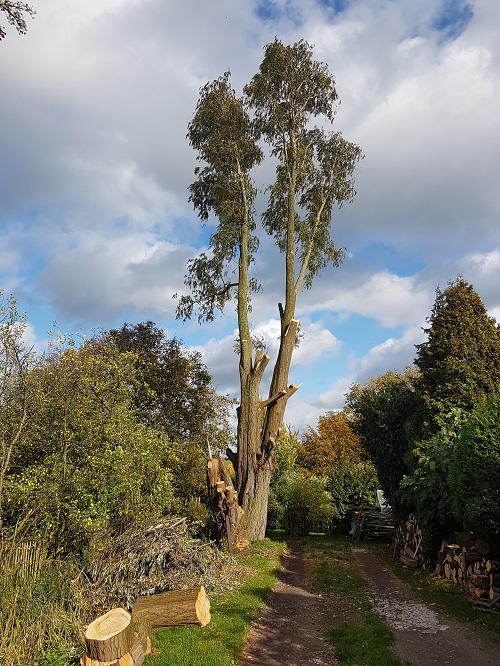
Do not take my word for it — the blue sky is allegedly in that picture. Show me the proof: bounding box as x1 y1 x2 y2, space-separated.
1 0 499 434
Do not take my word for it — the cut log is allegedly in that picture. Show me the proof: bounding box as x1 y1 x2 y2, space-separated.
81 652 133 664
84 608 133 662
132 585 210 629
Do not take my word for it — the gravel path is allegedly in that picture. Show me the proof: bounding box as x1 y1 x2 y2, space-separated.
238 542 500 666
353 547 500 666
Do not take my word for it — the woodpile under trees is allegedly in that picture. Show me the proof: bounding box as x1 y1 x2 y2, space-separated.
350 506 394 542
392 514 423 568
435 538 500 612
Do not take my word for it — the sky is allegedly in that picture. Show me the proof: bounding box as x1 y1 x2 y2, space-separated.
1 0 499 435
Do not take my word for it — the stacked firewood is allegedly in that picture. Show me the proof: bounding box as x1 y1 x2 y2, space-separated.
392 513 423 568
350 506 394 542
435 539 500 611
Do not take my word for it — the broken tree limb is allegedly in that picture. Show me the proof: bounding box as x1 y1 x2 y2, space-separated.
260 383 302 410
84 608 133 662
132 586 211 628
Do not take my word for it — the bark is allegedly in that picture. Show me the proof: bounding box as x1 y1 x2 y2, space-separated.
233 320 300 542
84 608 133 662
132 586 210 628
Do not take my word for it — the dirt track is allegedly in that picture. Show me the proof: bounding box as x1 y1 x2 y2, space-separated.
238 542 500 666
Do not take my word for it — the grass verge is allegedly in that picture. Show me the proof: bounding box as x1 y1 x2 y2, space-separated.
306 535 409 666
144 537 285 666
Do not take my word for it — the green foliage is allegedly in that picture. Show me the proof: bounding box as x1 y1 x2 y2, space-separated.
0 291 35 526
107 322 233 449
400 428 459 556
281 473 334 536
3 337 176 556
326 461 378 528
267 427 334 536
415 277 500 437
448 394 500 546
346 368 419 521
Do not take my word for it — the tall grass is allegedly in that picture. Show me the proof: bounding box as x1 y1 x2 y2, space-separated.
0 532 84 665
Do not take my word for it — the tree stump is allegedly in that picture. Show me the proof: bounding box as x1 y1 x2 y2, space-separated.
82 608 133 664
132 585 211 628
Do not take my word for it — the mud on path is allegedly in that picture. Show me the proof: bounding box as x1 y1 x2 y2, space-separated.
238 541 500 666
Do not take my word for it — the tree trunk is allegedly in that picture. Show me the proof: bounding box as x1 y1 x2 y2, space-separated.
232 318 300 542
84 608 133 662
132 586 210 628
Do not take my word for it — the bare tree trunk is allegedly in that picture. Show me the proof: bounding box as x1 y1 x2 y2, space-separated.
229 317 300 543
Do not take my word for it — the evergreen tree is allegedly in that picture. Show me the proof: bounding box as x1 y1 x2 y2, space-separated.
415 277 500 437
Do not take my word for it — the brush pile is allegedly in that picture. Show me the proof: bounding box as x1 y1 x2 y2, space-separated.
86 515 246 615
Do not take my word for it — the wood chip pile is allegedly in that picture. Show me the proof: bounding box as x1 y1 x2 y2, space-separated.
350 505 395 542
87 515 245 615
435 538 500 612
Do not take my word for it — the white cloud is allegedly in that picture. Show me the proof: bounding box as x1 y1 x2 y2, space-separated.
2 0 500 432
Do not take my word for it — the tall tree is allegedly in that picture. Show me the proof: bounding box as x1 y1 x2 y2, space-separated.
414 277 500 437
298 410 364 476
0 292 34 526
345 368 419 520
0 1 35 40
106 321 232 449
177 39 362 541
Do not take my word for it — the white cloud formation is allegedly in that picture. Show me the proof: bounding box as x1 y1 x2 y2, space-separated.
2 0 500 430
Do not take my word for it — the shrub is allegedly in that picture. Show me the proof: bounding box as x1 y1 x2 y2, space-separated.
449 394 500 547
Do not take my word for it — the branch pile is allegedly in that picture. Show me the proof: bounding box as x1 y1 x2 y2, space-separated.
435 537 500 612
350 505 394 542
87 515 246 615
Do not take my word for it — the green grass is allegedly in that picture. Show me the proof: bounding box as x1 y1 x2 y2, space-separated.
145 538 286 666
329 608 407 666
306 535 409 666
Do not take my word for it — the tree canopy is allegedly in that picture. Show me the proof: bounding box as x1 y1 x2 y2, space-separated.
415 277 500 436
0 1 35 40
106 321 232 448
177 39 362 542
346 368 419 519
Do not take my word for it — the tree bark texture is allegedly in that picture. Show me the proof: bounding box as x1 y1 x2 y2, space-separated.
132 586 211 628
230 318 301 543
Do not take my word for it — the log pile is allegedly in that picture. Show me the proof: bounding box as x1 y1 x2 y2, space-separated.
350 506 394 542
392 514 423 568
82 586 211 665
435 539 500 612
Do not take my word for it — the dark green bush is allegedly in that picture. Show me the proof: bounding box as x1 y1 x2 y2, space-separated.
449 394 500 547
